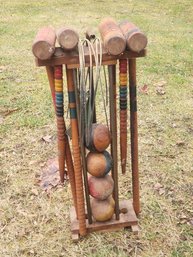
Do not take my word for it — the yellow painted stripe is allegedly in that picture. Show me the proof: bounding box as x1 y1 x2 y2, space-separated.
120 73 127 85
120 80 127 85
55 87 63 92
54 82 63 87
119 74 127 79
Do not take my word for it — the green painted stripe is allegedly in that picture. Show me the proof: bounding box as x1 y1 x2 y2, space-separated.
130 86 136 97
70 108 77 118
130 100 137 112
68 91 76 103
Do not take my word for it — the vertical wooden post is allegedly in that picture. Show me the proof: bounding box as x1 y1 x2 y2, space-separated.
129 58 140 215
66 67 87 236
46 66 56 108
119 59 128 174
108 64 119 220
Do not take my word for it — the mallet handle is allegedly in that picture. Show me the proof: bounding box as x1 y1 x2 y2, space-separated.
47 65 77 212
129 59 140 215
108 64 119 220
119 59 128 174
66 67 87 236
54 66 66 183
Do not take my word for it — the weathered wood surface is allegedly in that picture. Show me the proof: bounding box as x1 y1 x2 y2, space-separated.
35 46 146 67
120 21 147 52
32 27 56 60
70 200 138 240
57 27 79 50
99 18 126 55
129 59 140 215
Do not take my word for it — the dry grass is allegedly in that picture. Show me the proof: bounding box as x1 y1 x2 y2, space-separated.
0 0 193 256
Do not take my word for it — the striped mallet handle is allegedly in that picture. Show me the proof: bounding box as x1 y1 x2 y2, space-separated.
119 59 128 174
54 65 66 183
66 67 87 236
46 65 77 213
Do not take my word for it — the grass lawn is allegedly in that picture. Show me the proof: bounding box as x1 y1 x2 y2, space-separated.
0 0 193 256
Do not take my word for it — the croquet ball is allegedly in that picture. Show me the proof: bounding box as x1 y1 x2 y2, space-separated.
91 196 115 222
88 174 114 200
87 123 111 152
87 150 113 177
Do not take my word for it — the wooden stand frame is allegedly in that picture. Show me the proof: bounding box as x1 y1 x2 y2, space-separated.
35 46 146 240
70 200 139 241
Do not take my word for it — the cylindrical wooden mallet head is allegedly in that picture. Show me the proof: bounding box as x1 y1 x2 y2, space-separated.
119 21 147 52
57 27 79 51
87 151 113 177
87 123 111 152
88 174 114 200
91 196 115 222
32 27 56 60
99 18 126 55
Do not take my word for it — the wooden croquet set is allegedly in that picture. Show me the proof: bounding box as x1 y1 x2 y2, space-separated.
32 18 147 241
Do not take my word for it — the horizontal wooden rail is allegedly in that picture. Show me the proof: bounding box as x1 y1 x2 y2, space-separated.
35 46 146 68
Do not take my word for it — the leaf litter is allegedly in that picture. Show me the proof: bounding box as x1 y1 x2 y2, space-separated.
37 157 68 192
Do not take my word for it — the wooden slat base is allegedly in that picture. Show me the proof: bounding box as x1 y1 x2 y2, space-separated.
70 199 139 241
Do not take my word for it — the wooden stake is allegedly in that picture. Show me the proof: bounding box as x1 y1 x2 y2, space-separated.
128 59 140 215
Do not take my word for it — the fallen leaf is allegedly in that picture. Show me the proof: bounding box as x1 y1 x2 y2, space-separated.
154 183 165 195
155 80 167 88
0 66 6 73
159 188 165 195
155 80 166 95
167 190 174 196
178 214 189 224
180 234 187 241
154 183 163 190
179 214 187 220
140 84 148 94
40 162 46 167
179 220 187 224
156 87 166 95
38 157 67 192
0 108 20 117
31 188 39 196
42 135 53 143
29 160 38 166
188 218 193 226
176 141 185 147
